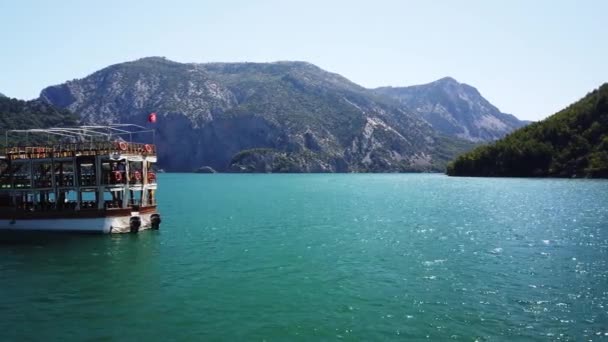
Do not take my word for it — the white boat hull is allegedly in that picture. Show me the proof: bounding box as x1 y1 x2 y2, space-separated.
0 212 156 234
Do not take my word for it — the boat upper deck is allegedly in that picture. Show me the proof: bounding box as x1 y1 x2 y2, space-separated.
3 124 157 161
4 141 157 161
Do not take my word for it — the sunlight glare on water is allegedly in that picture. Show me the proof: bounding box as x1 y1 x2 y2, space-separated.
1 174 607 340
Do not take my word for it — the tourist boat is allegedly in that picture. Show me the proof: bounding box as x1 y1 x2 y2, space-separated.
0 125 161 233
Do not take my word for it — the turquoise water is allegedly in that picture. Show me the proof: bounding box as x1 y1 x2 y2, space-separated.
1 174 607 340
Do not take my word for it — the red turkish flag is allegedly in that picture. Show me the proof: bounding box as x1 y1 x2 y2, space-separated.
148 112 157 123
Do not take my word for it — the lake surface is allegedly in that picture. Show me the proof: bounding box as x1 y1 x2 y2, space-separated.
1 174 607 340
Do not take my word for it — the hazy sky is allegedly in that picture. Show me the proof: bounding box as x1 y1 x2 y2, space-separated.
1 0 606 121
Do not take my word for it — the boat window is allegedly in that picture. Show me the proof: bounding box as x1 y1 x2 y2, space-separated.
146 189 156 205
128 161 143 185
54 161 75 187
146 161 157 184
0 192 11 206
33 161 53 188
12 161 31 189
0 159 10 189
129 189 142 207
57 190 78 210
33 191 56 211
80 190 98 210
78 157 96 187
101 159 126 185
103 189 124 209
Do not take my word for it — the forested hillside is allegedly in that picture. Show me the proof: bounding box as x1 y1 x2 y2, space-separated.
447 84 608 177
0 97 78 146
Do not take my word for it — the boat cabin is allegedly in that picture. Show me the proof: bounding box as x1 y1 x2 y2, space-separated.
0 125 158 218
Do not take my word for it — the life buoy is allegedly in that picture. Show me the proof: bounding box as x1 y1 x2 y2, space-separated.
144 144 153 153
113 171 122 182
134 171 142 181
147 172 156 182
117 141 128 151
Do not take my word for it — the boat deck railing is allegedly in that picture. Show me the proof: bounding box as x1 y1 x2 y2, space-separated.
4 142 156 160
0 171 158 189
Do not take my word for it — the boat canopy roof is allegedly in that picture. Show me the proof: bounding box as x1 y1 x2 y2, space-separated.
6 124 155 146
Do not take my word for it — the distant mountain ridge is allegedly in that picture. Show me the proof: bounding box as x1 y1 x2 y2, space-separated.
447 83 608 178
374 77 528 142
38 57 520 172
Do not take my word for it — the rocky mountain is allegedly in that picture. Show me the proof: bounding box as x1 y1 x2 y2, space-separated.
447 83 608 178
0 92 6 98
374 77 528 142
0 96 79 146
40 57 477 172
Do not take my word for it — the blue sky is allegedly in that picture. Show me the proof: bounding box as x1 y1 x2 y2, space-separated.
1 0 606 121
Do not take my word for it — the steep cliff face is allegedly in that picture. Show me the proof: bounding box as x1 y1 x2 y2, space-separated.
374 77 528 142
40 57 475 172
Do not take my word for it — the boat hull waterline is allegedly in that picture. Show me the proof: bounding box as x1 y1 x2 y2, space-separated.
0 211 157 234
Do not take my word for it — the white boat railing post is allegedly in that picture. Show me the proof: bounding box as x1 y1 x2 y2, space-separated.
141 157 148 206
50 156 57 211
28 159 33 191
96 155 104 210
123 158 130 209
73 157 80 211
